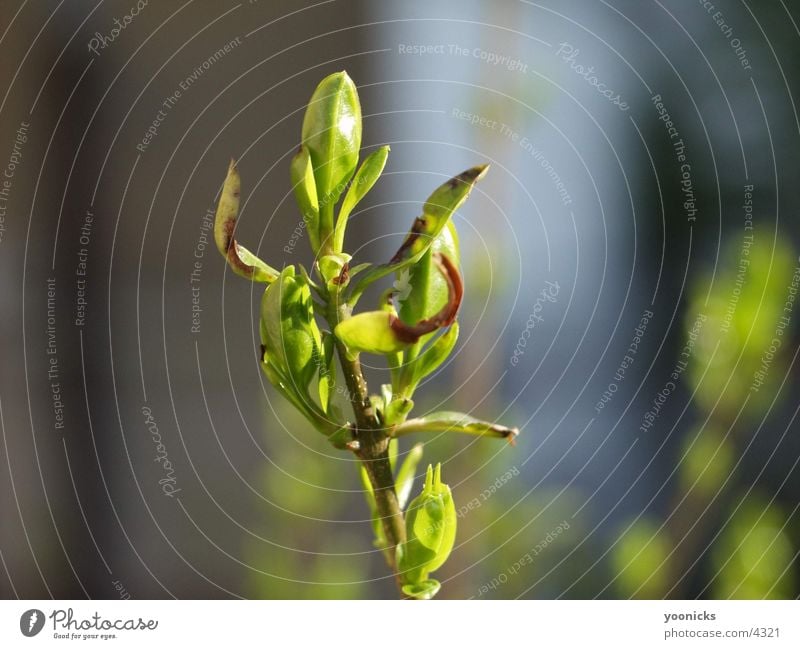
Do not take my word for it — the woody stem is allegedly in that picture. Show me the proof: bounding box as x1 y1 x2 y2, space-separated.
327 297 407 578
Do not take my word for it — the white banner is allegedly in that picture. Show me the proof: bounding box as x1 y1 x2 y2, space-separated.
0 600 797 647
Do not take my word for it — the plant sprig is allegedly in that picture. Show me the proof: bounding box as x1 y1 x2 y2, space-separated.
214 71 518 599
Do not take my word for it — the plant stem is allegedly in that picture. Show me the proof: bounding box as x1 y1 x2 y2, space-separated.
327 298 407 575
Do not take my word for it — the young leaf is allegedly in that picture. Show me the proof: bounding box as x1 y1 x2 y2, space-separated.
301 71 362 207
423 464 456 573
333 145 390 252
402 321 459 394
259 349 339 437
359 465 388 550
393 411 519 443
261 266 322 393
318 332 337 413
384 397 414 427
394 165 485 266
289 146 320 253
334 311 407 355
214 160 279 283
397 464 457 591
318 253 352 292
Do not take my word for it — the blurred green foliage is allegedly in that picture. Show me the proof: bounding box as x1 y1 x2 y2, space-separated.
688 236 796 415
612 518 671 598
613 234 798 599
678 426 734 498
712 493 795 599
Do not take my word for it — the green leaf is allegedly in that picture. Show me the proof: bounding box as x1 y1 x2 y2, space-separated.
359 465 388 550
388 437 398 472
214 159 279 283
348 165 487 303
393 411 519 443
348 262 372 279
301 71 362 209
259 348 339 437
384 397 414 427
333 145 390 252
398 220 459 325
395 442 424 510
318 332 337 413
407 321 459 391
334 311 407 355
289 146 320 253
381 384 394 411
261 266 322 393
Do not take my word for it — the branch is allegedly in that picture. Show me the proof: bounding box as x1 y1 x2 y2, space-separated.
327 299 407 576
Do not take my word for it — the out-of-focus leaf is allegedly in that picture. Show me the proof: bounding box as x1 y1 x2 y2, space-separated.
712 494 795 599
611 519 670 598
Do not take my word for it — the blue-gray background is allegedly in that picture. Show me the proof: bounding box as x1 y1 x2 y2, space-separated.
1 0 798 599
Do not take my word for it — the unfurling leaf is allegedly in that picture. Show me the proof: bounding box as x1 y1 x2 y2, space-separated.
333 145 390 252
395 164 485 263
393 410 519 444
348 165 487 303
214 159 279 283
397 464 456 596
398 220 460 325
301 71 362 208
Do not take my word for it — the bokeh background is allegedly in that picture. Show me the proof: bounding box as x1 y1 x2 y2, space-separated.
1 0 799 599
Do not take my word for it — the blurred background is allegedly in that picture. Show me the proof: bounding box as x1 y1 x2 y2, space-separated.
1 0 799 599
